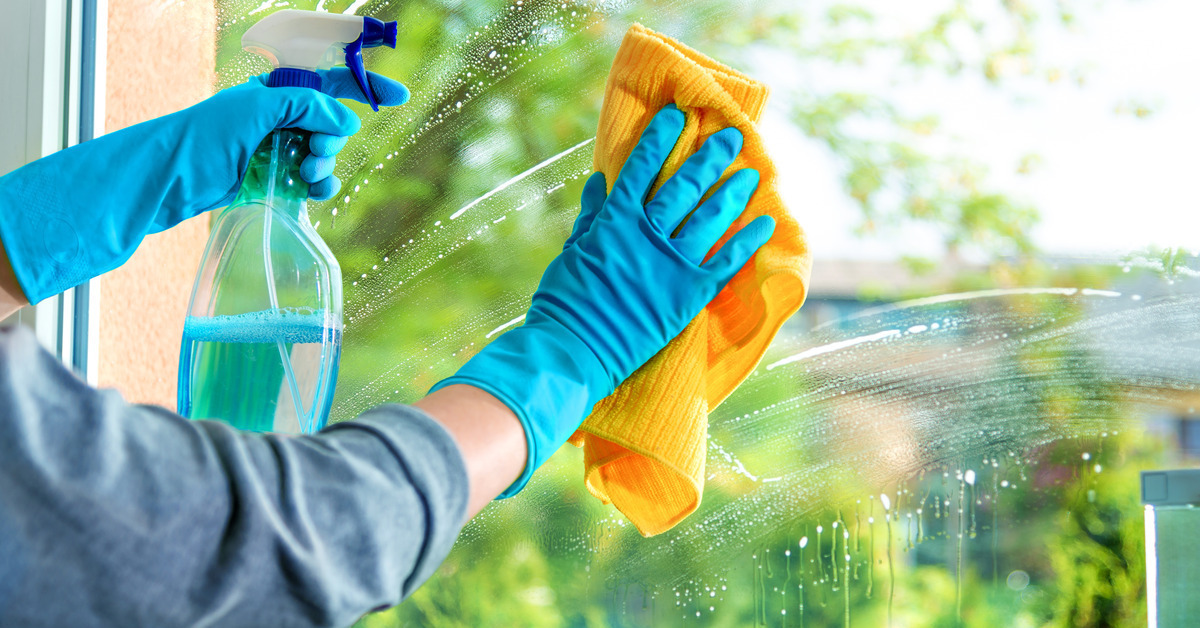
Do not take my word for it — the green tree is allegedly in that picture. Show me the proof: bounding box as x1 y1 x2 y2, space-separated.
208 1 1166 626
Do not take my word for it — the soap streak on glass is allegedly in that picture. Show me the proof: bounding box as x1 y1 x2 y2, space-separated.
203 0 1200 625
420 283 1194 625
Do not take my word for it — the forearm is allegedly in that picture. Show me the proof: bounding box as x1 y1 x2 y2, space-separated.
0 326 468 628
0 236 28 318
414 384 527 518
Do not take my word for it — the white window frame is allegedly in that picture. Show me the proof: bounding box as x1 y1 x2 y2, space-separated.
1 0 105 384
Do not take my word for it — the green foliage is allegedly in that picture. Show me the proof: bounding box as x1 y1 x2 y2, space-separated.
1038 441 1152 627
208 1 1165 626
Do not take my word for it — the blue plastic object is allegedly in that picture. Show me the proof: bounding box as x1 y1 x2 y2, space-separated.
363 16 398 48
431 105 775 496
267 67 321 90
345 17 398 111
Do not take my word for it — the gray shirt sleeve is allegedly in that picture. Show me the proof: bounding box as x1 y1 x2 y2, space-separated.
0 326 469 628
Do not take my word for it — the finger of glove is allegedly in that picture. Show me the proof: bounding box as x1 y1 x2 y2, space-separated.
564 172 608 251
300 154 337 185
608 105 685 212
271 87 361 137
701 215 775 289
310 133 349 157
308 175 342 202
646 127 743 236
672 168 760 265
318 68 411 107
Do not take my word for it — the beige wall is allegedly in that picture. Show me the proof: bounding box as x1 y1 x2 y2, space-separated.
98 1 215 406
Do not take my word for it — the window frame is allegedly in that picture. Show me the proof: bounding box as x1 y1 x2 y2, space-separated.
1 0 105 384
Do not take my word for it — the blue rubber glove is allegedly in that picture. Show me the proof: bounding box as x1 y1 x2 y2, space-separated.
0 67 408 304
432 105 776 496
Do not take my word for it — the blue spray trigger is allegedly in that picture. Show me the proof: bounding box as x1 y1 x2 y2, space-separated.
344 36 375 111
344 18 398 112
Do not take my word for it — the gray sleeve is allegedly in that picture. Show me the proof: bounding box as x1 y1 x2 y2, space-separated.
0 326 469 628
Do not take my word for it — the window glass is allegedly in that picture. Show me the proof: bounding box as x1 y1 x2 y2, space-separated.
212 1 1199 625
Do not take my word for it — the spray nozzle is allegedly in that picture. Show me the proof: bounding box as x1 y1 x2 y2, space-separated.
363 17 398 49
243 10 399 112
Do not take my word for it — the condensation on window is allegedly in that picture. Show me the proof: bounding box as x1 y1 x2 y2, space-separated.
211 1 1196 625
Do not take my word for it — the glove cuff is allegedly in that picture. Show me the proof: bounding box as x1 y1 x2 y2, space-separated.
429 319 611 497
0 163 82 304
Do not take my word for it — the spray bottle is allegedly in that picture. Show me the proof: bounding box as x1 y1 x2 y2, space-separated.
178 10 397 434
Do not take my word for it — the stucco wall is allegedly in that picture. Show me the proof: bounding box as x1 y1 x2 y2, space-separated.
97 1 215 406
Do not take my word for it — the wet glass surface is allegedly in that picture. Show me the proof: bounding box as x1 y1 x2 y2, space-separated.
210 1 1200 625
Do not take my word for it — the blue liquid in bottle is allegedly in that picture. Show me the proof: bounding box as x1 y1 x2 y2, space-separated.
178 309 341 433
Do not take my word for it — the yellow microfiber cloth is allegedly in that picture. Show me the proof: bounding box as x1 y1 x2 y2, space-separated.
567 24 812 536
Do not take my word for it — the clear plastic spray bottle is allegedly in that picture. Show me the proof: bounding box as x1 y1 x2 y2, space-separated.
178 10 397 433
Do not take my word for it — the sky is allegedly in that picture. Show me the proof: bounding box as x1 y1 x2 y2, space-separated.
757 0 1200 261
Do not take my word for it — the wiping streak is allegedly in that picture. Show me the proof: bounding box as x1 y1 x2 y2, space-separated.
448 137 595 221
343 0 370 15
890 287 1081 309
845 287 1124 323
709 439 759 481
765 329 901 371
485 314 526 339
247 0 275 14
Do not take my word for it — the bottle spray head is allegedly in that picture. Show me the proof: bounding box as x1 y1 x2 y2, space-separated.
242 10 398 111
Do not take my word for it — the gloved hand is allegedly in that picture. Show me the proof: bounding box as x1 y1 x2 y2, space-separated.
0 67 408 304
431 104 775 496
